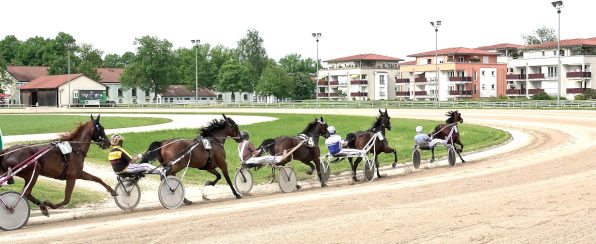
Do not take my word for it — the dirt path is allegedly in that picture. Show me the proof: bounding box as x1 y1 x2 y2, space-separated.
2 109 596 243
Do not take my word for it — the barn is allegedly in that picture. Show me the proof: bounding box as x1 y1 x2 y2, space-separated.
17 74 107 107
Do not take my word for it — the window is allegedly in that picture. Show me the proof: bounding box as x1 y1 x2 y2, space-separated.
554 50 557 56
118 89 123 97
542 51 545 56
201 98 206 100
483 56 489 63
244 94 248 101
491 71 495 76
379 75 385 84
132 98 136 103
118 99 123 104
427 59 432 64
459 57 464 62
548 67 557 77
437 57 444 64
210 98 213 100
184 98 190 100
492 84 495 90
131 89 137 97
145 90 150 96
448 71 454 77
145 99 149 102
74 91 79 98
217 94 223 100
361 74 367 80
482 71 486 76
474 71 478 81
482 84 486 90
474 85 478 95
561 50 565 56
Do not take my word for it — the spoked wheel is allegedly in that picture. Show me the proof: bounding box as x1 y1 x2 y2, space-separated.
412 149 421 169
114 179 141 210
363 158 375 182
234 168 253 196
278 167 297 193
318 160 331 184
0 191 30 231
159 176 185 209
448 147 457 167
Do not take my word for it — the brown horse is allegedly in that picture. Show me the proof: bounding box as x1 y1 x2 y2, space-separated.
142 114 243 202
258 117 330 187
431 110 465 163
0 115 115 216
346 109 397 181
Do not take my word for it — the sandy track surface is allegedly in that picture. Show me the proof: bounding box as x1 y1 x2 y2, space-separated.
2 109 596 243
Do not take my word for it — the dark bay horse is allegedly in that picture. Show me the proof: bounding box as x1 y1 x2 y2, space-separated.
0 115 115 216
346 109 397 181
431 110 465 163
258 117 330 187
142 114 243 202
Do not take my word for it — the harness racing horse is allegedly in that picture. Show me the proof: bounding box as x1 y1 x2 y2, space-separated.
345 109 397 181
0 115 115 217
258 117 330 187
142 114 243 202
431 110 465 163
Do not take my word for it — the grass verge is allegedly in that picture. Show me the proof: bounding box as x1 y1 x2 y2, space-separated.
0 178 104 208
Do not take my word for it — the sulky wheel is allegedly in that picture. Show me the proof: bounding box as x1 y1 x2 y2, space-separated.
318 161 331 184
159 176 185 209
234 168 253 196
0 191 30 231
363 158 375 182
412 149 421 169
448 147 457 167
278 167 297 193
114 179 141 210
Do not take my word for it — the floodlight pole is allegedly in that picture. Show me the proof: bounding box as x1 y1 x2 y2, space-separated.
431 21 441 106
191 39 200 106
556 3 562 106
67 43 71 108
312 33 321 107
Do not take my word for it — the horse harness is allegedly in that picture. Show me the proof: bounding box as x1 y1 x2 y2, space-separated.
298 134 317 148
55 120 105 181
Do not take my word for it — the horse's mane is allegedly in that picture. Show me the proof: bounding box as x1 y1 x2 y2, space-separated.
369 114 383 131
198 118 227 137
301 120 319 135
445 111 456 124
55 122 88 141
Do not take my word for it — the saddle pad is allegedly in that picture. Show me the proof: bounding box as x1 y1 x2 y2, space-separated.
57 142 72 154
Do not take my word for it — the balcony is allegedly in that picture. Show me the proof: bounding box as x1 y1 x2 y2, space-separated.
449 90 473 96
448 77 473 83
566 88 587 94
350 80 368 85
414 78 427 83
317 81 328 86
413 91 428 96
318 93 328 97
395 91 410 96
395 78 410 84
529 89 544 95
506 89 527 96
566 72 591 78
528 74 545 79
506 74 526 80
329 81 340 86
350 92 368 97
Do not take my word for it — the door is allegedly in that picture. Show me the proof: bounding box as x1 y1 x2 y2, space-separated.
31 92 38 106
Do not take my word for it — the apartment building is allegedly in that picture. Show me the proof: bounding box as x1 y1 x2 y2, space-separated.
399 47 507 101
317 54 404 100
505 38 596 99
477 43 525 64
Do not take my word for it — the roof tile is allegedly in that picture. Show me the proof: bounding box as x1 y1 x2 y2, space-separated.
17 74 87 89
6 66 49 82
519 38 596 49
324 54 404 62
161 85 216 97
408 47 500 57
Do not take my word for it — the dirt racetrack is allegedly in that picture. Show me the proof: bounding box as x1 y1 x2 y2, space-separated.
1 109 596 243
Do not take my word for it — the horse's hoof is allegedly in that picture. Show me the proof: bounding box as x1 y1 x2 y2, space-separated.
204 181 213 186
392 162 397 169
321 183 327 187
110 191 119 197
40 206 50 217
183 199 193 205
461 160 466 163
235 195 242 199
430 159 435 163
306 170 313 175
296 185 302 190
268 178 275 184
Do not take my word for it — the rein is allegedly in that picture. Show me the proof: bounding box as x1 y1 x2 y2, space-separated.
431 122 458 137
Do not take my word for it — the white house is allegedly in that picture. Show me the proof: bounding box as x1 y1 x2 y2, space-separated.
161 85 216 103
98 68 157 104
17 74 107 107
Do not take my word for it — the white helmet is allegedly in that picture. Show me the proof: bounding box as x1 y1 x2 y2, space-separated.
416 126 423 133
327 126 336 134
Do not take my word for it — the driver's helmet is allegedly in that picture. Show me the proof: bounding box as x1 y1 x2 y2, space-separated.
110 134 124 146
416 126 423 134
327 126 336 134
240 131 249 140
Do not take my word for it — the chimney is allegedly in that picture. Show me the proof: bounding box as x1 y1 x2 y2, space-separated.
10 63 14 66
100 65 103 68
42 64 45 67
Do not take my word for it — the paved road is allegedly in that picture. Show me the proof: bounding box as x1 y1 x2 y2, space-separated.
1 109 596 243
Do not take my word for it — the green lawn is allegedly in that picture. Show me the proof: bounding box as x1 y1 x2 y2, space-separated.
83 113 510 185
0 115 171 136
0 178 104 208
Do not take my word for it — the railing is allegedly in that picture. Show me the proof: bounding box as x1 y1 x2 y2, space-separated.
414 78 427 83
350 80 368 85
449 90 473 96
528 74 545 79
566 72 591 78
529 89 544 95
329 81 340 86
318 93 329 97
506 74 526 80
506 89 527 95
413 91 428 96
350 92 368 97
317 82 328 86
0 103 26 108
395 78 410 83
395 91 410 96
448 77 473 82
566 88 587 94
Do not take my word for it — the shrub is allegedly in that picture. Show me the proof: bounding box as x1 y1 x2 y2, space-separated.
447 58 454 62
532 91 551 100
469 58 481 63
574 94 586 100
511 52 519 58
498 94 508 100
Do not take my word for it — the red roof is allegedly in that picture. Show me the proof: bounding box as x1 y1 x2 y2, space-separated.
477 43 525 50
519 38 596 50
324 54 404 62
97 68 123 83
17 74 105 89
6 66 49 82
398 60 417 66
407 47 500 57
161 85 216 97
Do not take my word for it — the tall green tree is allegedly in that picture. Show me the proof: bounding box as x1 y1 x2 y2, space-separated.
217 60 253 99
0 52 12 89
256 63 294 100
175 44 211 91
236 28 268 79
521 26 557 46
279 53 322 74
120 36 179 100
121 51 135 66
0 35 22 64
292 72 315 100
103 53 123 68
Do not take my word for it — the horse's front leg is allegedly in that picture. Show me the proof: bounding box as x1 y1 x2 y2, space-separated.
455 138 465 163
375 154 382 178
430 147 436 163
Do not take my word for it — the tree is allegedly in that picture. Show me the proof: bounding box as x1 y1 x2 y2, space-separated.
0 35 22 64
521 26 557 46
121 52 135 66
120 36 179 100
256 63 294 100
333 89 346 98
0 52 12 89
236 28 268 78
217 60 253 99
103 53 123 68
175 44 211 91
292 72 315 100
279 53 322 74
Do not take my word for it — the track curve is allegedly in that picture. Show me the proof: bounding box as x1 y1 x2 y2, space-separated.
1 109 596 243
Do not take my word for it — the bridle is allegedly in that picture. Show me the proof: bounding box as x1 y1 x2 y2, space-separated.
91 120 106 148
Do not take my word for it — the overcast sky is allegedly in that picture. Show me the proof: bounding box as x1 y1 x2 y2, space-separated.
2 0 593 63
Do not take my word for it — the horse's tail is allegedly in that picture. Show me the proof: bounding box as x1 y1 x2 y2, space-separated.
257 138 276 156
346 133 357 148
141 140 164 163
